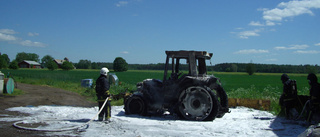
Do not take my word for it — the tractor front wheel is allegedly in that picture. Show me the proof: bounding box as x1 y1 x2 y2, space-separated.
124 95 147 115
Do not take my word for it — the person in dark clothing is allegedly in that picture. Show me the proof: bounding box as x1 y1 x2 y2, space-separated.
306 73 320 123
279 73 298 119
96 67 111 121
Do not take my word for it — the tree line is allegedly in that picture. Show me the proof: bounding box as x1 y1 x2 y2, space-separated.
122 63 319 74
212 63 319 74
0 52 318 74
0 52 128 72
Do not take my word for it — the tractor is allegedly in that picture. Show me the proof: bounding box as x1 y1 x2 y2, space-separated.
124 50 229 121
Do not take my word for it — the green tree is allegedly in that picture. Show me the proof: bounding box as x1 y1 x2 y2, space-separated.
0 56 8 69
113 57 128 72
1 54 10 64
231 64 238 72
16 52 39 63
306 65 318 74
41 55 54 68
91 62 98 69
15 52 28 63
246 62 256 75
76 59 91 69
47 60 58 70
61 61 74 70
28 53 39 62
9 60 19 69
225 68 231 72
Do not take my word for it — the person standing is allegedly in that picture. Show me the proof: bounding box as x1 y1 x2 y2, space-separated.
306 73 320 123
96 67 111 121
279 73 298 119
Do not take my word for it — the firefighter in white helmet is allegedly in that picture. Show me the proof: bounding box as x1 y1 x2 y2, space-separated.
95 67 111 121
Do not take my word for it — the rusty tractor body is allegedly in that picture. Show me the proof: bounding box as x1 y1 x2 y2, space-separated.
124 50 229 121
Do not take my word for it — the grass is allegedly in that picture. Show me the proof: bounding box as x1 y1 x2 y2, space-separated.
218 73 309 96
213 72 311 115
1 89 24 96
0 69 314 113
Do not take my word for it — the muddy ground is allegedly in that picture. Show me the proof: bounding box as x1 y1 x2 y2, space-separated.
0 83 96 137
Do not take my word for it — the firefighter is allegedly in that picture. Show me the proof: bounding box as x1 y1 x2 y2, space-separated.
306 73 320 123
96 67 111 121
279 73 298 119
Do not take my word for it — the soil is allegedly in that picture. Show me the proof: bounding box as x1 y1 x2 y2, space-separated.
0 83 96 137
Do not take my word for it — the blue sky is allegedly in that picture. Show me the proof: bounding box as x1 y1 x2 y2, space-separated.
1 0 320 65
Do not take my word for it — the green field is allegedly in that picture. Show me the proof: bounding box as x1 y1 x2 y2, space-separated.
0 69 314 113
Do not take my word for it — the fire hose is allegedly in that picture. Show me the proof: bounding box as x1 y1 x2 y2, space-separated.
12 97 109 132
295 100 310 120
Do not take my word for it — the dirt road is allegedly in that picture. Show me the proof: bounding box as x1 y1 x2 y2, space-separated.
0 83 96 137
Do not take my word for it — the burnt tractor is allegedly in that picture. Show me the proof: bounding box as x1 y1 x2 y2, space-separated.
124 50 229 121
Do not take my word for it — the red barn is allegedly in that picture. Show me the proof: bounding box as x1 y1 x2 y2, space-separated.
18 60 41 69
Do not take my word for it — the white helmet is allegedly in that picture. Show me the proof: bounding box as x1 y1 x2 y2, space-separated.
100 67 109 76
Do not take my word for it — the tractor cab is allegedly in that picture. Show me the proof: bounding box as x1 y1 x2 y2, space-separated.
163 50 213 82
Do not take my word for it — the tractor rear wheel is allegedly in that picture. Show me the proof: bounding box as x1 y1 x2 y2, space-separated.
178 86 219 121
124 95 147 115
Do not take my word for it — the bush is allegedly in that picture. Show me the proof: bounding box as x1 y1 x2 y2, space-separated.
47 60 58 70
113 57 128 72
41 55 54 68
61 61 74 70
246 63 256 75
9 60 19 69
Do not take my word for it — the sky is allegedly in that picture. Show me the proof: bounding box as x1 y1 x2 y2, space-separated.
1 0 320 65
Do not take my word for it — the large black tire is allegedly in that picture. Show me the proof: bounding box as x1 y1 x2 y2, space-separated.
213 85 229 118
124 95 147 116
177 86 219 121
214 85 228 108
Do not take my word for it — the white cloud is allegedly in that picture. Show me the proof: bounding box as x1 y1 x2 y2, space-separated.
234 49 269 54
0 29 16 34
274 46 286 50
263 0 320 23
274 44 309 50
238 29 262 39
235 28 244 30
265 20 277 26
266 58 278 62
19 40 46 47
315 43 320 46
294 50 320 54
115 1 129 7
239 0 319 39
0 29 18 41
28 32 39 37
249 21 264 26
121 51 129 54
0 28 47 47
0 33 17 41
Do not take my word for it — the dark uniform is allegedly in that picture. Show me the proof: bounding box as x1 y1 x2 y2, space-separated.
96 74 111 121
307 73 320 123
279 74 298 119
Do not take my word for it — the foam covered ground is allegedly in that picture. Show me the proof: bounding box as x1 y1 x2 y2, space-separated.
1 106 307 137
